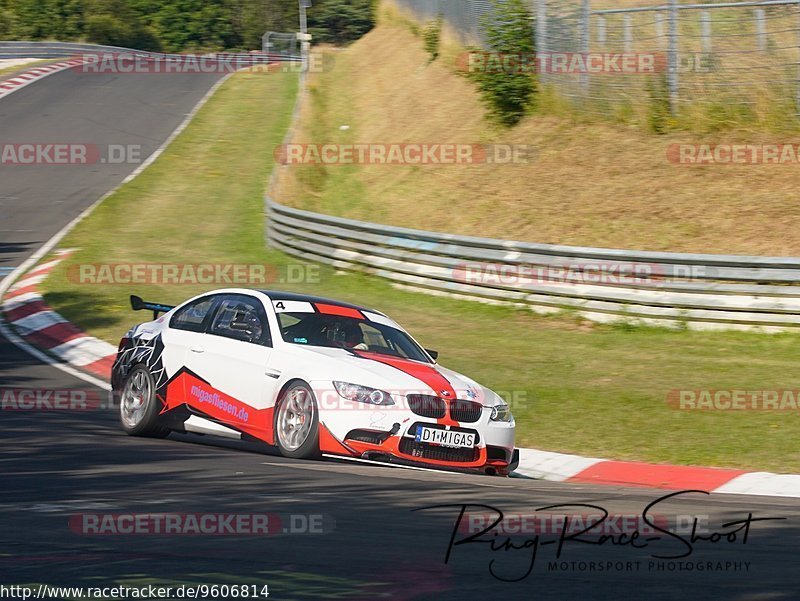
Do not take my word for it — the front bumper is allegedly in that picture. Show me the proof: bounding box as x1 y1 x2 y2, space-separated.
313 386 516 475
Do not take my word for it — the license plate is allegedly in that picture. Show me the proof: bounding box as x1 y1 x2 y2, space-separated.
415 426 475 448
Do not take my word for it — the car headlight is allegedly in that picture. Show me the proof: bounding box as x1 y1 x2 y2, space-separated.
489 403 512 422
333 381 395 406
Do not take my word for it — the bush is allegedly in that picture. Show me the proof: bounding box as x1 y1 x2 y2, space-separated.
83 12 162 51
84 14 132 47
473 0 536 127
646 74 672 134
422 15 443 62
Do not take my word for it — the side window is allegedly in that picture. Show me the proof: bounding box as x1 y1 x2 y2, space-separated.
170 297 217 333
209 296 272 347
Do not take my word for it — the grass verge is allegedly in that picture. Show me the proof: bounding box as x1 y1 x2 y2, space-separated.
0 59 54 78
41 69 800 473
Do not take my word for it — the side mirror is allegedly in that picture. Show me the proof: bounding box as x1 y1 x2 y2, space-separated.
426 349 439 361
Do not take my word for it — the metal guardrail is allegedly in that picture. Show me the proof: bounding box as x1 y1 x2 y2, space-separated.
0 41 302 62
267 199 800 330
0 41 163 59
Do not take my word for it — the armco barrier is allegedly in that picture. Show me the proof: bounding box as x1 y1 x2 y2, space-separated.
266 199 800 330
0 41 301 62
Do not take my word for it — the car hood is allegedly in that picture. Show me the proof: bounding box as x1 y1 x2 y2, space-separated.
278 345 501 405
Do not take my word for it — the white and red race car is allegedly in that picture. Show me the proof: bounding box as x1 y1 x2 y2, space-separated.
112 289 518 475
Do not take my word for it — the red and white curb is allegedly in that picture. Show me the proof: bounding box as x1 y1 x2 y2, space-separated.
516 448 800 498
0 58 88 101
0 250 116 380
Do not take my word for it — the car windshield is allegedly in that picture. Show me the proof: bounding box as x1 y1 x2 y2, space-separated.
277 312 430 362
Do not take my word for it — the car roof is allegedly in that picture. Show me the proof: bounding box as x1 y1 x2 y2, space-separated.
257 289 387 317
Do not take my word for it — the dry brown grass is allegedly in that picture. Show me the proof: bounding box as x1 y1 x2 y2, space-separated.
277 21 800 255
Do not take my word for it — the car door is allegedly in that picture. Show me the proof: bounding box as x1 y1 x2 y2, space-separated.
160 294 221 378
182 294 280 439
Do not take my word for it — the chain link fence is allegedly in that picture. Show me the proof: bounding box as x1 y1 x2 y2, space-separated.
390 0 494 43
393 0 800 126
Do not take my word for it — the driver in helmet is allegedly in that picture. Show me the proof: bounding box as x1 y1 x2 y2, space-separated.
342 322 368 351
326 320 368 351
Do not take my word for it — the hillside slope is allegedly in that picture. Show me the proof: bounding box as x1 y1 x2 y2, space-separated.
279 21 800 256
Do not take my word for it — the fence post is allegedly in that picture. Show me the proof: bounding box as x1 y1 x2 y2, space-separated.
755 8 767 51
624 14 633 52
701 10 711 55
667 0 679 114
536 0 547 85
597 16 606 45
581 0 590 94
536 0 547 53
655 12 664 48
797 0 800 116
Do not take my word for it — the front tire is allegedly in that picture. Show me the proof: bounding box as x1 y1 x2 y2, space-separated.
119 365 169 438
274 382 320 459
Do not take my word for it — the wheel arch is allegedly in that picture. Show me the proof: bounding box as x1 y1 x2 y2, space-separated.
274 377 315 407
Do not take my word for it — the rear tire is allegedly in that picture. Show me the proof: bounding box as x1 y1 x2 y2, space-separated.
274 382 320 459
119 365 169 438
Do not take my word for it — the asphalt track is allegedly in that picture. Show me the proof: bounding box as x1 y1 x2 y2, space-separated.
1 66 799 601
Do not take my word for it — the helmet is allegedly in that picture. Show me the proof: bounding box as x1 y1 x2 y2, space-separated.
325 320 364 348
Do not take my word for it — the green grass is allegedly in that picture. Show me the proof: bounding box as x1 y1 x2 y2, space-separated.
0 59 52 78
40 68 800 473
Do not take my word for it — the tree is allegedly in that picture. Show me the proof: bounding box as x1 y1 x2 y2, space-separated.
82 0 161 50
231 0 298 50
308 0 375 45
53 0 85 40
0 0 372 52
10 0 56 38
83 14 121 45
0 8 17 38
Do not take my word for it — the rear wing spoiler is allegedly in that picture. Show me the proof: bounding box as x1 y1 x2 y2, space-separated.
130 295 175 320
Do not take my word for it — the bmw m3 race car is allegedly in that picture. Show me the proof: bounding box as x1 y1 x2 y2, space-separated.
112 289 518 475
